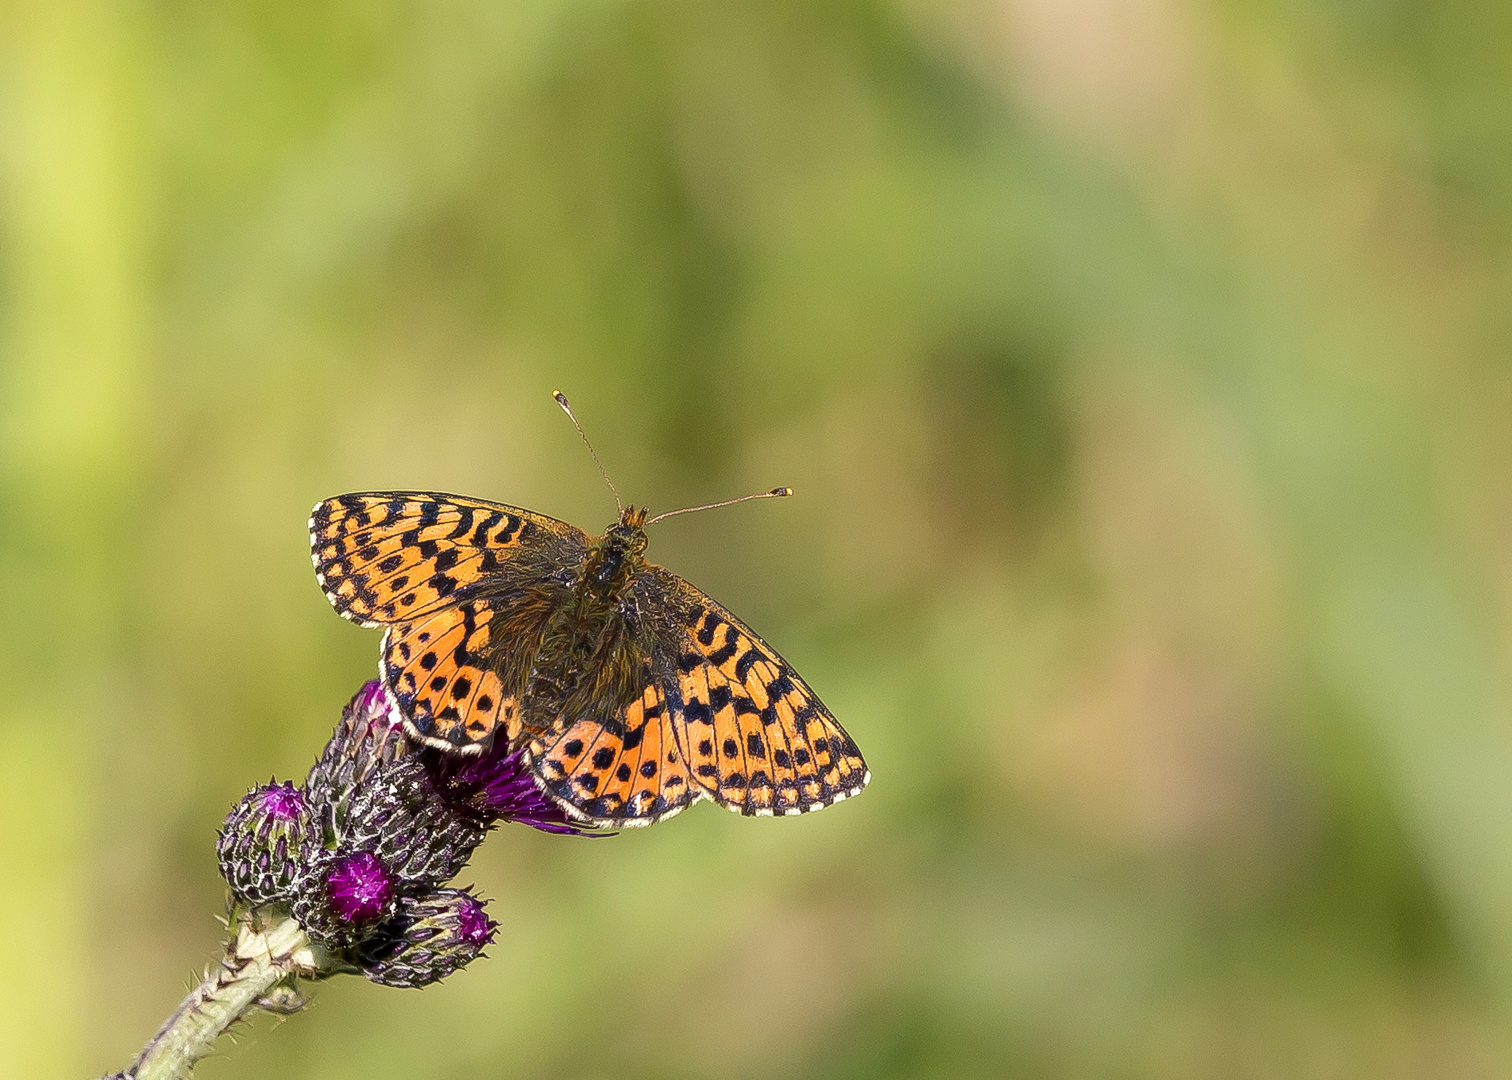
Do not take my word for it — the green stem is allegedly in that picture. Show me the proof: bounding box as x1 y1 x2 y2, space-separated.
123 916 327 1080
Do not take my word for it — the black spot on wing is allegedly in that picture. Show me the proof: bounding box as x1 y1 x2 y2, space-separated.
707 625 739 666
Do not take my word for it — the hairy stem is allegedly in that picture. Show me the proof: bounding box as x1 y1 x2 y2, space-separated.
123 916 324 1080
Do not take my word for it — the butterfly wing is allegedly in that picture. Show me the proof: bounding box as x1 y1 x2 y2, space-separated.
313 492 589 751
310 492 588 627
382 599 512 750
526 567 869 825
647 568 869 816
529 671 702 827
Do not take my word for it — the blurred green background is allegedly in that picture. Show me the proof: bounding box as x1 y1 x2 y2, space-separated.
4 0 1512 1076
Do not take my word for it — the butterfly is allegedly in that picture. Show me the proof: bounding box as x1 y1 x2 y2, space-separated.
309 397 869 828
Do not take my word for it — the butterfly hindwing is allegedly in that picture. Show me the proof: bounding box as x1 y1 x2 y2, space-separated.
528 680 701 826
383 600 519 751
310 492 587 628
649 569 870 816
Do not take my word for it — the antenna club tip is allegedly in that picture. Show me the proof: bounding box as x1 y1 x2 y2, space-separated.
552 390 569 406
772 487 793 497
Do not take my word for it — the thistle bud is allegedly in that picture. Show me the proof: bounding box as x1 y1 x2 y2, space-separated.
341 757 488 888
305 681 412 846
216 781 309 908
355 888 497 988
292 850 397 947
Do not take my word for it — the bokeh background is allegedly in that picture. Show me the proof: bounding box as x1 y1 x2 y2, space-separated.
4 0 1512 1076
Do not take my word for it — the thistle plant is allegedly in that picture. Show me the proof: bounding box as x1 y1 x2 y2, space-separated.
110 681 594 1080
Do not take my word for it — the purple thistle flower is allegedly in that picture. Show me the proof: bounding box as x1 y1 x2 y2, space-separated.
290 683 604 947
426 741 600 836
324 852 394 923
292 848 399 947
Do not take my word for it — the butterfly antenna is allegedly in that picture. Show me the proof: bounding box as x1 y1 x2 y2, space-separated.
646 487 793 526
553 390 623 514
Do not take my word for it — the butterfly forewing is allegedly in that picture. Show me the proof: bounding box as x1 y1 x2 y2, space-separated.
313 492 589 751
310 492 588 627
651 568 869 817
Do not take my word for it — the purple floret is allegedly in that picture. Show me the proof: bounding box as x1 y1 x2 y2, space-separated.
454 893 496 947
353 679 400 727
325 852 394 923
257 781 305 822
430 741 597 836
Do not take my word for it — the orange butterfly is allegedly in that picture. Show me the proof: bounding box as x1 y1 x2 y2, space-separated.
310 394 869 827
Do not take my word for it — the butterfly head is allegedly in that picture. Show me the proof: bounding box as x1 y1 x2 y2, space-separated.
587 506 650 594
